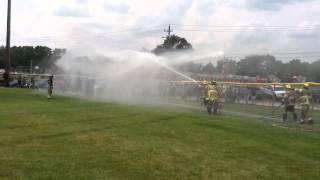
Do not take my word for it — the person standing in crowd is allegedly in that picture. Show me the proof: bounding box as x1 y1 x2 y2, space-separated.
17 75 22 88
30 76 35 89
282 85 297 121
299 84 313 124
47 75 54 99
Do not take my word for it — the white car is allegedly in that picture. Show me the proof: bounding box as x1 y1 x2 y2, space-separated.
273 86 286 99
261 85 286 99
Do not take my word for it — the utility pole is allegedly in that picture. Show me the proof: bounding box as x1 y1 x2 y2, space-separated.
164 24 173 37
5 0 11 87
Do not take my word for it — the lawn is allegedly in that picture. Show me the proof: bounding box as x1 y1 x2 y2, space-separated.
0 88 320 179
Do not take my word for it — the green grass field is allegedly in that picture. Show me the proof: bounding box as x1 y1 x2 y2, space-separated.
1 88 320 179
222 103 320 130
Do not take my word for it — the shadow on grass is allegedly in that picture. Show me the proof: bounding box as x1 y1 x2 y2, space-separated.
0 126 111 146
144 116 177 124
2 122 60 130
37 127 110 140
195 122 232 132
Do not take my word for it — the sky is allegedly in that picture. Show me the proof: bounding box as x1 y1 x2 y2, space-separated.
0 0 320 61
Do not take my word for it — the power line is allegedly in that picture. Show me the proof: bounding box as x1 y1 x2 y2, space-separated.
171 24 320 28
171 24 320 32
4 36 320 57
102 26 164 35
174 28 319 33
2 25 319 44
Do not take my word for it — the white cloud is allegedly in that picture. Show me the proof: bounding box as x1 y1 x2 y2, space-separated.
104 2 130 14
245 0 316 11
54 6 90 17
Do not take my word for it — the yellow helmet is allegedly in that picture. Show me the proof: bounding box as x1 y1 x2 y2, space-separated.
285 84 292 89
303 83 310 90
202 80 208 85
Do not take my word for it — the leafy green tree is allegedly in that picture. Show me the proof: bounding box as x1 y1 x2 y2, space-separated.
152 35 192 55
307 60 320 82
178 61 201 74
0 46 6 68
0 46 66 72
237 55 264 77
237 55 278 78
202 62 216 74
217 58 238 75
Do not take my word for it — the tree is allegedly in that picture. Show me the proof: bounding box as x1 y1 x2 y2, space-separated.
307 60 320 82
202 62 216 74
152 35 192 55
0 45 66 72
177 61 201 74
237 55 264 77
11 46 36 67
0 46 4 68
34 46 51 64
217 58 238 75
237 55 277 78
40 48 66 69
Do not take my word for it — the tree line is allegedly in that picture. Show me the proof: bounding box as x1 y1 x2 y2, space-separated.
1 43 320 82
0 46 66 72
176 55 320 82
154 34 320 82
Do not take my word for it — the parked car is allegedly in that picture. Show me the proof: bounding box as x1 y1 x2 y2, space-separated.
260 85 285 100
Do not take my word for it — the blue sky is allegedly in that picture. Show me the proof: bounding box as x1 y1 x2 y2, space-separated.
0 0 320 61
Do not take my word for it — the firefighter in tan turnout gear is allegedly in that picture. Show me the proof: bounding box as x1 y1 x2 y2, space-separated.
205 81 221 115
199 80 209 106
299 84 313 124
282 85 297 121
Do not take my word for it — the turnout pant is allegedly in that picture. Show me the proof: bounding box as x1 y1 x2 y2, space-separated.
301 105 310 121
283 105 297 121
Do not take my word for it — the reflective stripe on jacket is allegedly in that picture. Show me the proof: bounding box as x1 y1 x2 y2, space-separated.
300 95 311 106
